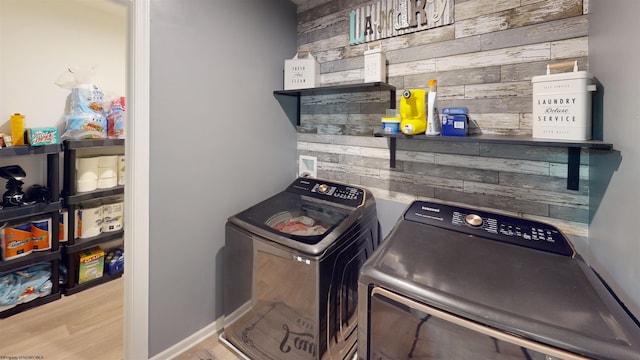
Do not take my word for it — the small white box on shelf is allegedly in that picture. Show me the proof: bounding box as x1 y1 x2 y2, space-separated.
284 51 320 90
364 41 386 83
531 61 596 140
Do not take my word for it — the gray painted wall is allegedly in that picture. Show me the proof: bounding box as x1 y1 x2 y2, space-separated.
148 0 298 356
588 0 640 318
376 198 408 238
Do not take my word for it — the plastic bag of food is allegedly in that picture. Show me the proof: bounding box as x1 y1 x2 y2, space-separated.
56 66 108 140
62 113 106 139
106 96 126 139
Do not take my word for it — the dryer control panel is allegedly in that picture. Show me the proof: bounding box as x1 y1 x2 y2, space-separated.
404 201 574 257
286 178 365 208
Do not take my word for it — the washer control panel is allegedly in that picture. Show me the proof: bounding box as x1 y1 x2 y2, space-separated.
287 178 365 208
404 201 574 257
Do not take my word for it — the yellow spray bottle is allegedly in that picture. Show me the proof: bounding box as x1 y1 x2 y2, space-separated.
399 89 427 135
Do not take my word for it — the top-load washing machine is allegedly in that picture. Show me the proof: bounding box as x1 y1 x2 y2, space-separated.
222 177 380 360
358 200 640 360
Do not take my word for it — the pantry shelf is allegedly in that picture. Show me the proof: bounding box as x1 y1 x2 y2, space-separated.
0 143 62 156
63 271 123 296
61 139 125 296
0 144 61 203
274 82 396 127
0 292 62 319
64 229 124 253
374 132 614 191
63 186 124 205
63 138 124 149
0 143 61 318
0 201 61 222
0 250 60 274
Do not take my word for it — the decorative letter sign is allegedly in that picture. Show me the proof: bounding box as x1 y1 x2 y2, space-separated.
349 0 454 45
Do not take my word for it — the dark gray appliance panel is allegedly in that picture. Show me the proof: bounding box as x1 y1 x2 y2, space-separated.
359 200 640 360
368 287 586 360
368 220 633 345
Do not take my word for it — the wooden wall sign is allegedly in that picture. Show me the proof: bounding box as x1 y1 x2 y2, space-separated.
349 0 454 45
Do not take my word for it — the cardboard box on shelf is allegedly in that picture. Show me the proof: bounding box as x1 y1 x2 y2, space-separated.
27 128 60 146
78 246 105 284
284 51 320 90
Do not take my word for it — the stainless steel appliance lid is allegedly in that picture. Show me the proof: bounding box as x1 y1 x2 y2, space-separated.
228 178 374 255
361 200 640 359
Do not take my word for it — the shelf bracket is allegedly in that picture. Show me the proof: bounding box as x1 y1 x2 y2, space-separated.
273 92 301 128
567 147 580 191
389 137 396 168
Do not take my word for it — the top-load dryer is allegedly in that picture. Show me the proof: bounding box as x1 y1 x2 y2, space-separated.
359 200 640 360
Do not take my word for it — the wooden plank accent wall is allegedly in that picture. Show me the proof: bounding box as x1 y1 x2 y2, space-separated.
293 0 591 236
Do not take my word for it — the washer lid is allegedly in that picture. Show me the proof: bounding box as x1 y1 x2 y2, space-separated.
228 178 372 255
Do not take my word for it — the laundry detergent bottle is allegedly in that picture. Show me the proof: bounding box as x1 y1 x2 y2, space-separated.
425 79 440 136
399 89 427 135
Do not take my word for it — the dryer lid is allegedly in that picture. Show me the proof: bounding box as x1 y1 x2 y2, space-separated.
361 201 640 359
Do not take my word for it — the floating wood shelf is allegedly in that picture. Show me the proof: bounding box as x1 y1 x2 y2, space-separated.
274 82 396 126
374 132 614 191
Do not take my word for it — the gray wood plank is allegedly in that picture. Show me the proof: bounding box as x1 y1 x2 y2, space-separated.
463 181 588 209
297 0 340 25
395 138 480 155
499 172 589 194
481 15 588 51
297 149 340 164
403 67 501 88
434 188 550 217
362 176 437 198
385 34 480 64
341 154 389 169
479 143 589 164
438 97 532 114
549 204 589 223
501 57 588 82
403 161 500 183
454 0 583 38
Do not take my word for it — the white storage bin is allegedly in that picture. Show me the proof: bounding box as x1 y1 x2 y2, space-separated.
284 51 320 90
364 42 386 83
531 61 596 140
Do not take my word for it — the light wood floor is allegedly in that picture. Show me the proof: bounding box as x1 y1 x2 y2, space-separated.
0 277 125 360
0 276 240 360
173 334 242 360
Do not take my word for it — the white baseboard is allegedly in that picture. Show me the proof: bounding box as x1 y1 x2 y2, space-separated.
218 332 251 360
149 317 223 360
